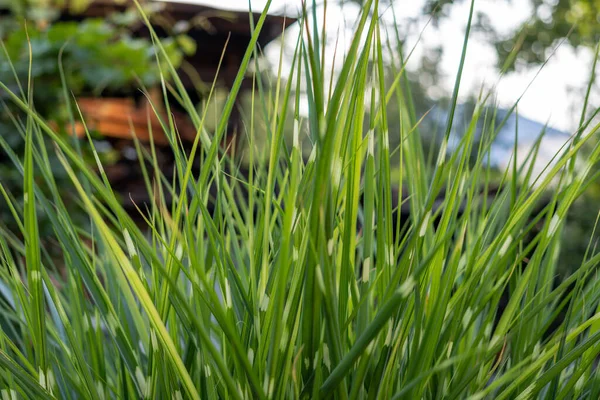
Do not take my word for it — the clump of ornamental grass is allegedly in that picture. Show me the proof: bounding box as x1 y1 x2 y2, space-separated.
1 0 600 399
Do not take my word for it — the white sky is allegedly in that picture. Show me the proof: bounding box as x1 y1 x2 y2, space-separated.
162 0 597 132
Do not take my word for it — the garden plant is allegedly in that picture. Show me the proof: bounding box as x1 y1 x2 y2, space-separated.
0 0 600 399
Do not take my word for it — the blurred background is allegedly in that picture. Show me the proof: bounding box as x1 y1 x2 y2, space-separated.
0 0 598 277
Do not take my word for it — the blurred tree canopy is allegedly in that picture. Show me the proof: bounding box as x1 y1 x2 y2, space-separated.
348 0 599 79
0 0 93 16
494 1 599 70
424 0 599 70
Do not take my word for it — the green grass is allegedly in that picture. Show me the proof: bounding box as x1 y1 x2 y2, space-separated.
1 0 600 398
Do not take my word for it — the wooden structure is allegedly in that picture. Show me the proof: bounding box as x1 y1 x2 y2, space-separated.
53 0 296 145
4 0 296 213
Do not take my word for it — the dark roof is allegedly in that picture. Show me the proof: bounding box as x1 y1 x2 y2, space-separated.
63 0 297 48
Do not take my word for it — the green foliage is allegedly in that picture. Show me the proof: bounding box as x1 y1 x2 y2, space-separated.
1 17 182 96
423 0 599 70
0 1 599 399
0 11 185 238
1 0 94 18
495 0 599 70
